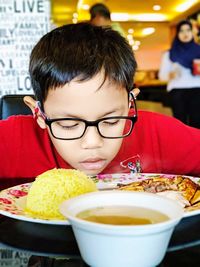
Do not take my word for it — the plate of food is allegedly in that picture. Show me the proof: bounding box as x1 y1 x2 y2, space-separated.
0 171 200 225
95 173 200 217
0 169 98 225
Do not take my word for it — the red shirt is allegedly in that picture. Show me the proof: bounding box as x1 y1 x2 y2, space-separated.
1 111 200 178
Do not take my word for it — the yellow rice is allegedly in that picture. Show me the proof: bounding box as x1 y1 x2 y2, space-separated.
25 169 97 220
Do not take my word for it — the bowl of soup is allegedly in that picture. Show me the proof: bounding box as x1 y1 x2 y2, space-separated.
60 191 183 267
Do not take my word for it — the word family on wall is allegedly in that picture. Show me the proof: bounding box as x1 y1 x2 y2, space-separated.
0 0 50 96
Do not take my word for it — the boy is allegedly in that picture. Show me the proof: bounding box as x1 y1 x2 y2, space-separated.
1 22 200 178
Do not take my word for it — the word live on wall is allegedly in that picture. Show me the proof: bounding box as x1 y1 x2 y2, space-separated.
0 0 50 96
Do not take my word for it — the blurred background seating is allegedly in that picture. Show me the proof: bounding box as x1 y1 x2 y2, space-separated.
0 95 33 120
137 100 173 116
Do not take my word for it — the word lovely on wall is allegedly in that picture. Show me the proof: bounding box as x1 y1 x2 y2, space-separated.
0 0 50 96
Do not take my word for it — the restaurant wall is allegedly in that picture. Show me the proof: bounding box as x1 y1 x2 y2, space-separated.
0 0 51 96
135 49 165 71
132 22 171 71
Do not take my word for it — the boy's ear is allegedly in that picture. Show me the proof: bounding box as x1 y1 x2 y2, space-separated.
129 88 140 108
23 96 36 113
131 88 140 98
23 96 46 129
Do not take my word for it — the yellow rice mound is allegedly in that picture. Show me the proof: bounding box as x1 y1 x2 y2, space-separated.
25 169 97 220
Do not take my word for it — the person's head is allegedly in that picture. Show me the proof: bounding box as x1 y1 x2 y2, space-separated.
89 3 111 26
176 20 194 43
170 20 200 70
25 22 138 175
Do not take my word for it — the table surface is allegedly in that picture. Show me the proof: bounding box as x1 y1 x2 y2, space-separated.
1 177 200 266
0 215 200 267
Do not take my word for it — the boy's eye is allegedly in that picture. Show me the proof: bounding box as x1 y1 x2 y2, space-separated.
102 119 120 125
55 120 80 129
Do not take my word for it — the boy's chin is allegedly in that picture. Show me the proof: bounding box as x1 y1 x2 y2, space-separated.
77 166 105 177
81 169 102 177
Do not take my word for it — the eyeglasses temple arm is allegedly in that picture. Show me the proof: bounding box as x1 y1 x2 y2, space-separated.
34 101 47 120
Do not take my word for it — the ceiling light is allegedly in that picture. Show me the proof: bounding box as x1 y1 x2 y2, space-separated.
53 6 72 13
128 28 134 34
127 34 133 40
77 0 83 10
77 0 89 10
111 13 167 22
132 45 139 51
176 0 198 12
129 40 134 45
82 4 90 10
111 13 129 21
153 5 161 11
73 13 78 18
135 40 141 46
142 27 155 35
130 13 166 21
72 18 78 24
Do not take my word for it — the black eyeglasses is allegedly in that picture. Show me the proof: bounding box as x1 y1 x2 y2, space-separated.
36 93 137 140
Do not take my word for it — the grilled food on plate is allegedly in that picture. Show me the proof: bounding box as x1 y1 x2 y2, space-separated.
118 176 200 210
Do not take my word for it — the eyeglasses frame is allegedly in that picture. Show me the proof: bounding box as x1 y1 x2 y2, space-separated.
35 92 137 140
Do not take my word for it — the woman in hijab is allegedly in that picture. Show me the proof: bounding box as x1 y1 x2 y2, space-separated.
159 20 200 128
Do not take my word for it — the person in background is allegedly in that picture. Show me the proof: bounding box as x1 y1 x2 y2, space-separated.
89 3 126 37
1 23 200 179
159 20 200 128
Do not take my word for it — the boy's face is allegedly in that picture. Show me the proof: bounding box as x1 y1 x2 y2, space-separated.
42 72 129 175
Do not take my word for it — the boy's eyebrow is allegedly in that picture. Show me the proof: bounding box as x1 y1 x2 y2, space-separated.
48 108 123 119
100 108 123 117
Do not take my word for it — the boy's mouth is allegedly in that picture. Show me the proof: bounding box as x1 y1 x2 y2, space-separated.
79 158 106 171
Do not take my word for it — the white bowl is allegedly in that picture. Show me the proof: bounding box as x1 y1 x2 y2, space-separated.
60 191 184 267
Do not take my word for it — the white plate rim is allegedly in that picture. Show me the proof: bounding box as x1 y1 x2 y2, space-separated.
0 173 200 224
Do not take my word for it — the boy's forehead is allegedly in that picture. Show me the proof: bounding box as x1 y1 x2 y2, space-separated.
46 72 127 100
43 74 128 118
71 71 123 90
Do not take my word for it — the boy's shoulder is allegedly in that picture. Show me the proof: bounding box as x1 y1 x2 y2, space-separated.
0 115 36 127
136 110 192 131
0 115 40 135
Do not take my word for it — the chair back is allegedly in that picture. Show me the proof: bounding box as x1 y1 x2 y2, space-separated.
0 94 34 120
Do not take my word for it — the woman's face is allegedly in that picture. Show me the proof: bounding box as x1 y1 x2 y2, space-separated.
178 24 193 43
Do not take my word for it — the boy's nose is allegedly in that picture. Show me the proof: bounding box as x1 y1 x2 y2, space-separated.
81 126 103 149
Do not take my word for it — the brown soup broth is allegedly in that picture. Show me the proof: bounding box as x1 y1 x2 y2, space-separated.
77 206 169 225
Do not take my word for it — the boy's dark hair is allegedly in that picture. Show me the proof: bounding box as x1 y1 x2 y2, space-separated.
29 23 137 103
90 3 111 20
